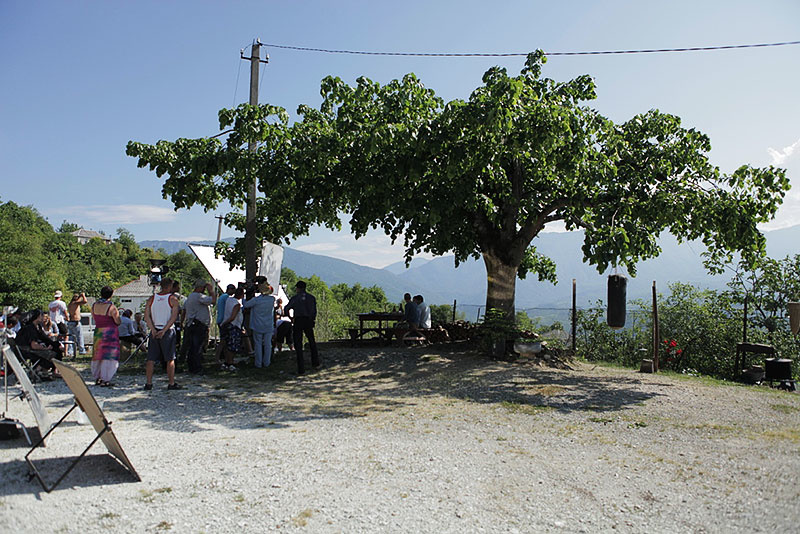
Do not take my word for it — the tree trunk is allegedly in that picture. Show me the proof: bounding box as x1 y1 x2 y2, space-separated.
483 252 518 319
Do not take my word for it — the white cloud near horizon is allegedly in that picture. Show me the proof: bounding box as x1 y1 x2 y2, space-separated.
768 137 800 166
760 137 800 231
54 204 177 225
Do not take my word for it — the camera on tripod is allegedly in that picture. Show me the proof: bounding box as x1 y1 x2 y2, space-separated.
148 259 169 286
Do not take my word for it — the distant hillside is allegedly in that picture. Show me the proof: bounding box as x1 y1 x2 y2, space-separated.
140 224 799 311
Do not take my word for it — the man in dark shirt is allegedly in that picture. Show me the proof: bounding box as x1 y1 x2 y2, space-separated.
16 310 61 371
403 292 420 330
285 280 320 375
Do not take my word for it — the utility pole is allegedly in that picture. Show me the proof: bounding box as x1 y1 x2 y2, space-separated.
241 39 269 298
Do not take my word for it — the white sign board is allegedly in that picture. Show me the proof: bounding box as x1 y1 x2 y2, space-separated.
188 242 284 297
3 344 52 443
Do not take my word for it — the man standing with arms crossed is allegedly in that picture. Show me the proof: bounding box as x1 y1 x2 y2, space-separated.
285 280 320 375
143 277 182 390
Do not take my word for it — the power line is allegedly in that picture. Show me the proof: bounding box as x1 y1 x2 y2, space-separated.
261 39 800 58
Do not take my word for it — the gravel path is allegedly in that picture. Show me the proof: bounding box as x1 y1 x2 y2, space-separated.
1 343 799 533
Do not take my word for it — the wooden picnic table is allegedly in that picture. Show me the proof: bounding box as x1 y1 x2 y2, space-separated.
351 312 405 342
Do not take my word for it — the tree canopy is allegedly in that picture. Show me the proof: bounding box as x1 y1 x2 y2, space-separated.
127 51 789 316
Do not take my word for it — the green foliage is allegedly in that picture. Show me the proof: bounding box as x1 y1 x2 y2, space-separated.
727 255 800 333
0 201 64 309
299 50 788 316
57 220 80 233
128 52 788 319
429 304 465 324
165 249 208 295
515 310 542 332
126 103 344 270
0 200 196 311
576 270 800 380
575 302 650 368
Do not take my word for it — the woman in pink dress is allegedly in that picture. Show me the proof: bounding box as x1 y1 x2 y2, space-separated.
91 285 121 386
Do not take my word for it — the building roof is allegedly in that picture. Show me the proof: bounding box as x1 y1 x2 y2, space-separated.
114 275 153 297
71 228 112 242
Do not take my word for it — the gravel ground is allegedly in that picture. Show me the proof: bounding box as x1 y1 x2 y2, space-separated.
1 342 799 533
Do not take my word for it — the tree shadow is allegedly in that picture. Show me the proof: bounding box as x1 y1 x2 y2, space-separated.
27 343 664 437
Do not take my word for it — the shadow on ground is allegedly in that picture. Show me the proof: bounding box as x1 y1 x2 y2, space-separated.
24 342 664 436
0 453 139 497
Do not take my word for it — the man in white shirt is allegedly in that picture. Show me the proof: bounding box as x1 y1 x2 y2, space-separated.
49 290 68 336
414 295 432 329
143 277 181 391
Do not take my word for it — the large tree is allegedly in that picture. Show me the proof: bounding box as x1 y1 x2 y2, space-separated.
127 52 789 318
295 51 789 316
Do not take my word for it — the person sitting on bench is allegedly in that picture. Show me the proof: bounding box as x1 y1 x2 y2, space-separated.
413 295 431 330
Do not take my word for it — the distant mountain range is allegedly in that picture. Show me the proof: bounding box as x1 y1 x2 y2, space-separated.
140 224 799 312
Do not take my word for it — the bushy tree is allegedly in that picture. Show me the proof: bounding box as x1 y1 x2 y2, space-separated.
0 201 64 309
296 51 789 318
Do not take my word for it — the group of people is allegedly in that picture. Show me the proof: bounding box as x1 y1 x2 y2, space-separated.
6 287 138 385
402 293 432 331
139 274 320 391
6 275 324 389
208 277 320 377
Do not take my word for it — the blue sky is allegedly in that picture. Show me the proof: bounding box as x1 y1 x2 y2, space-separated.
2 1 799 268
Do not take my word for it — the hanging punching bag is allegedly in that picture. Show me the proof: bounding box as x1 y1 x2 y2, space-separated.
607 274 627 330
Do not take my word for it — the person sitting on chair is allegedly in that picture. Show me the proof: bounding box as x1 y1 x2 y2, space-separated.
118 309 145 346
15 309 62 372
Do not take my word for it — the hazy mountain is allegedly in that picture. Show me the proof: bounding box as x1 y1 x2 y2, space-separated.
140 224 799 312
383 257 432 274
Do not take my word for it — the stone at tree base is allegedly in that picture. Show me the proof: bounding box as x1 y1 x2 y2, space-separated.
639 359 654 373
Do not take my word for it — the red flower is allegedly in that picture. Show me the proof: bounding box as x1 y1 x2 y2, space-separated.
676 349 682 355
669 340 677 348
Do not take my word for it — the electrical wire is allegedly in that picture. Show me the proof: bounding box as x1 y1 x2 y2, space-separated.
259 58 267 102
232 57 243 108
261 39 800 58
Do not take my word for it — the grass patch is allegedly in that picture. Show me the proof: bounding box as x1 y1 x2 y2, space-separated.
761 427 800 443
99 512 120 520
500 401 553 415
589 416 613 424
771 404 800 414
155 521 173 531
139 487 173 503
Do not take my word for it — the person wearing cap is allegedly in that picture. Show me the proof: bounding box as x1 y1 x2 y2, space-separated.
214 284 236 364
242 276 276 369
183 279 215 374
49 290 69 337
285 280 320 375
